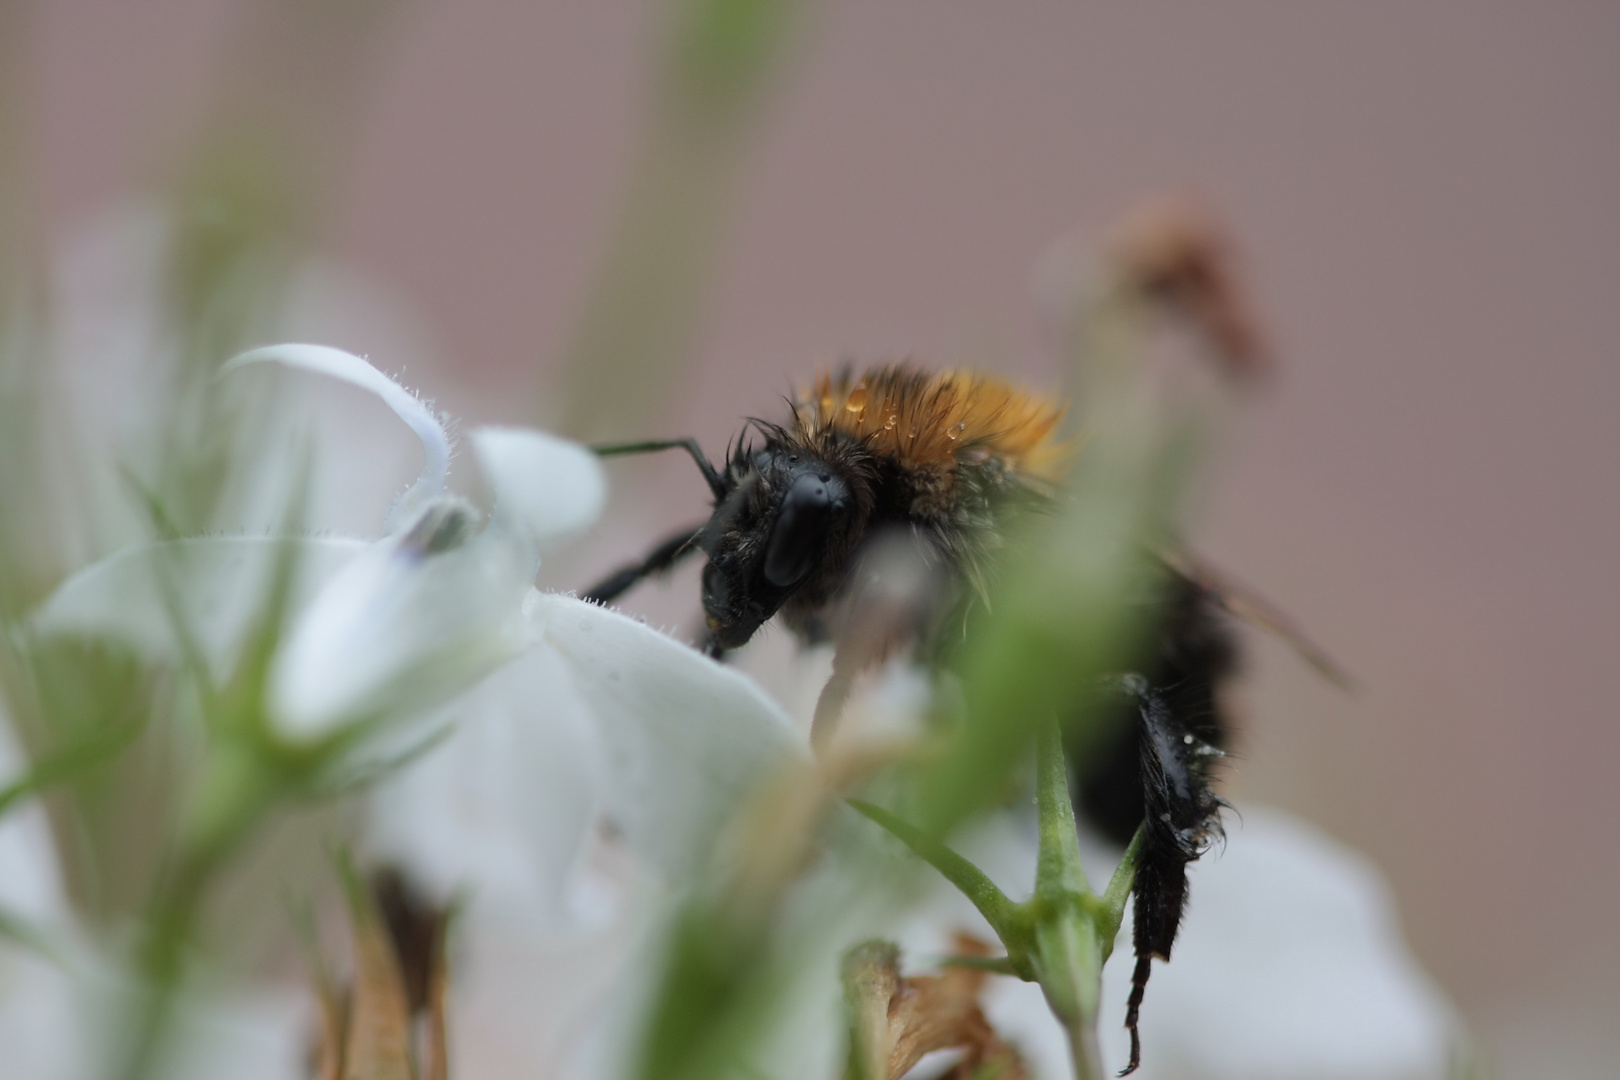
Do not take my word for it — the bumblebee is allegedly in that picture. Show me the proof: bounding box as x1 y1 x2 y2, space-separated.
583 363 1233 1075
585 365 1070 646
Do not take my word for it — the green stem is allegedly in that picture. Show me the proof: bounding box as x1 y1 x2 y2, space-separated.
1029 717 1110 1080
555 0 801 439
847 799 1022 938
852 723 1130 1080
120 858 212 1080
1034 718 1087 900
118 745 281 1080
1065 1011 1107 1080
1098 823 1146 943
1034 912 1107 1080
938 954 1021 976
0 710 145 818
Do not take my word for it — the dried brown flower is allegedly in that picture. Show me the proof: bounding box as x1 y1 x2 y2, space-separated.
305 867 453 1080
843 935 1027 1080
1106 195 1271 381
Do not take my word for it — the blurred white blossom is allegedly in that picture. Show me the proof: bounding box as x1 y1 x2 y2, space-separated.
0 727 310 1080
871 806 1463 1080
18 343 1462 1078
34 344 803 925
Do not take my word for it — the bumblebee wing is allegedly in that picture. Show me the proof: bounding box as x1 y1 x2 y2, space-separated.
1158 548 1356 693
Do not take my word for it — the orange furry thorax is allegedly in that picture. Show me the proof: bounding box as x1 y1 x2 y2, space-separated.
792 366 1072 486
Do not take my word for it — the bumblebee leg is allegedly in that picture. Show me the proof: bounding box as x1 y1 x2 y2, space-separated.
591 437 726 499
1115 677 1224 1078
1117 681 1158 1078
1121 953 1151 1076
1061 575 1234 1075
582 524 705 605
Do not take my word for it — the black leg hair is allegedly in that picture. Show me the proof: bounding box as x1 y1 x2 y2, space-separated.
1116 677 1225 1077
1076 572 1237 846
591 438 726 500
1064 571 1235 1075
582 524 706 605
1121 952 1152 1077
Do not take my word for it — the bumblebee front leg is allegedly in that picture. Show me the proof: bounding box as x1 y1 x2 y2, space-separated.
582 524 706 605
592 437 726 498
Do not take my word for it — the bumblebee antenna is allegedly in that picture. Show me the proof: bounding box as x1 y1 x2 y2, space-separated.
591 438 726 500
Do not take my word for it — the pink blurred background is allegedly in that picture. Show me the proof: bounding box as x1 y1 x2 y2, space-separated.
21 1 1620 1074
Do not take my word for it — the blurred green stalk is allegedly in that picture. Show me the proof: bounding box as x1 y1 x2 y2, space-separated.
0 4 402 1075
854 721 1142 1080
554 0 805 439
630 204 1253 1078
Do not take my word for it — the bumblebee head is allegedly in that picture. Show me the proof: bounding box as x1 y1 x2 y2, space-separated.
698 443 855 650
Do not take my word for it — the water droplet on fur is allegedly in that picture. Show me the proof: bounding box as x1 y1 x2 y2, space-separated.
883 413 898 430
946 421 966 441
844 384 868 413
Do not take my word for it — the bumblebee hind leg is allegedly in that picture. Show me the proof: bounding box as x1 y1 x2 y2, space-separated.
1116 678 1226 1077
1063 571 1235 1074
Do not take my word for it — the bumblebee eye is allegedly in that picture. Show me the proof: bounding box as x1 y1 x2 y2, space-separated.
763 472 841 587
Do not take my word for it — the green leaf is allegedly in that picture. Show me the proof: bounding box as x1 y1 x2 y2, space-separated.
0 706 145 819
1097 823 1146 945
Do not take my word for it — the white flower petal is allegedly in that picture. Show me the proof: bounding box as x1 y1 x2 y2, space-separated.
858 808 1458 1080
470 426 606 547
31 537 366 677
0 728 72 928
364 645 606 926
0 947 86 1080
1092 808 1458 1078
223 343 452 530
531 593 805 879
269 508 537 739
155 988 310 1080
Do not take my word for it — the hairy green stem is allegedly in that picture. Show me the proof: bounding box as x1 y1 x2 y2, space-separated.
118 746 280 1080
1035 913 1106 1080
852 720 1137 1080
1099 824 1146 938
1029 717 1107 1080
1034 718 1087 899
847 799 1021 937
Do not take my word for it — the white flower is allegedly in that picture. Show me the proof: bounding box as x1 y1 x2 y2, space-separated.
0 727 311 1080
1094 809 1458 1079
879 807 1462 1080
33 344 804 922
25 343 1460 1079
